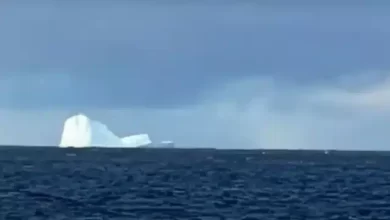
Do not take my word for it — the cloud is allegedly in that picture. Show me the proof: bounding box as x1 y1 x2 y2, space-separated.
186 72 390 150
1 3 390 149
1 3 390 78
1 71 390 150
312 77 390 112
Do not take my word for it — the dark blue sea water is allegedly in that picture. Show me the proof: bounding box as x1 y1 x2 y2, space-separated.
1 147 390 219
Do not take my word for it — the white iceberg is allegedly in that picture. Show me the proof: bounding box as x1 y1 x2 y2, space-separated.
59 114 152 148
121 134 152 147
154 141 175 148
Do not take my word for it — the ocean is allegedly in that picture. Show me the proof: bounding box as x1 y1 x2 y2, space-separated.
0 147 389 219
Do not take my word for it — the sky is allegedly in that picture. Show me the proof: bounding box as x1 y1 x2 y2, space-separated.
1 2 390 149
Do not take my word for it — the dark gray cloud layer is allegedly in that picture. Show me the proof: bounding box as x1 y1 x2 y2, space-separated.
1 3 390 108
0 3 390 149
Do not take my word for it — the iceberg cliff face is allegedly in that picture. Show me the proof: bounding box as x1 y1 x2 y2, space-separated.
59 114 152 148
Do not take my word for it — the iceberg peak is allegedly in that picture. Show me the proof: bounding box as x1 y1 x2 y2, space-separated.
59 113 152 148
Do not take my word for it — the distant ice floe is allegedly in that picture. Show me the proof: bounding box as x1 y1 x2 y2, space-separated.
59 113 173 148
153 140 175 148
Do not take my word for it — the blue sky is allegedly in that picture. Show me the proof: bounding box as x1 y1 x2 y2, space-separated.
1 2 390 149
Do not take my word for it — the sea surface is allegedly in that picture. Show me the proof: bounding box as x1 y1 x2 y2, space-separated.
1 147 390 220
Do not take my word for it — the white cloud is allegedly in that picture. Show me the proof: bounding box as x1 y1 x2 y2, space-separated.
313 78 390 112
207 73 390 150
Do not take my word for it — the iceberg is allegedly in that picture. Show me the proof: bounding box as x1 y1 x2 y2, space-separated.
155 141 175 148
59 114 152 148
121 134 152 147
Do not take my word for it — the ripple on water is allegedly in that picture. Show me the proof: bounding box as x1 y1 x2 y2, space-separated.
0 147 390 219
